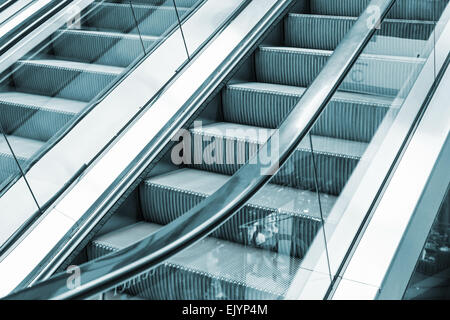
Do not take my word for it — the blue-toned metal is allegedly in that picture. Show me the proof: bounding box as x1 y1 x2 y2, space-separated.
3 0 398 300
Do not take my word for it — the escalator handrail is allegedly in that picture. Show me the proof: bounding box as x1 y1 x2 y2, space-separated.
0 0 20 13
3 0 397 300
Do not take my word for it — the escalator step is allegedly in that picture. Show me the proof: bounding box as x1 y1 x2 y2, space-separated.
140 168 336 258
222 82 396 142
12 59 124 102
285 14 434 51
103 0 200 7
310 0 449 21
89 221 302 299
83 3 188 36
255 46 425 96
52 29 159 68
0 92 87 141
184 122 366 195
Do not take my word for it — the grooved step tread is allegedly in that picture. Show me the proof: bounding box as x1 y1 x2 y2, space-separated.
91 221 302 297
55 28 161 42
0 135 44 159
226 82 397 107
0 91 87 114
145 168 336 219
18 59 125 75
259 46 426 63
289 13 437 25
192 122 367 159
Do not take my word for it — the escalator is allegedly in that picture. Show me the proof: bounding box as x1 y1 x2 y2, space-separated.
68 0 449 299
0 0 202 186
2 0 450 300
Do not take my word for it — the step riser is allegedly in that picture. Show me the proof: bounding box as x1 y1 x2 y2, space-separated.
222 87 389 142
105 0 198 7
311 0 449 21
88 245 282 299
285 16 434 51
52 31 156 68
256 48 423 96
12 64 117 102
140 182 322 258
182 132 359 195
84 5 183 36
0 105 74 141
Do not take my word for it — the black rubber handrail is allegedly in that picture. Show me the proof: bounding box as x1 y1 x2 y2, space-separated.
3 0 397 300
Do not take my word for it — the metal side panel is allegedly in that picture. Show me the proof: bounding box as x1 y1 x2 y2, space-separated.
0 0 247 255
0 0 295 298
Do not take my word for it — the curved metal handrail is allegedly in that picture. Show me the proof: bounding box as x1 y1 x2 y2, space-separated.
4 0 397 300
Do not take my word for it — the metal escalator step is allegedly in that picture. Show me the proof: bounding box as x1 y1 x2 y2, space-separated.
222 82 397 142
285 14 434 51
140 168 336 258
89 221 302 299
83 3 188 36
52 29 159 68
0 135 44 180
103 0 200 8
310 0 449 21
0 92 87 141
184 122 366 195
12 59 124 102
255 46 425 96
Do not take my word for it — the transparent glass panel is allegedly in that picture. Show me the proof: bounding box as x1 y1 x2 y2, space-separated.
404 186 450 300
0 0 198 189
80 0 450 300
0 124 40 251
11 0 450 301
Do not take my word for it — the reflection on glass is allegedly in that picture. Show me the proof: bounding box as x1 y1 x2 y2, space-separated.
310 0 449 277
57 0 449 300
404 187 450 300
0 124 41 250
0 124 25 192
0 0 202 188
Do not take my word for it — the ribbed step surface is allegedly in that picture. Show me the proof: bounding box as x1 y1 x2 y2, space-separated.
285 14 435 51
89 222 302 299
256 47 424 96
222 82 397 142
311 0 449 21
51 30 159 67
84 0 447 300
0 135 44 179
12 59 123 102
83 3 188 36
140 168 336 258
0 0 200 185
184 122 366 195
104 0 199 7
0 92 87 141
